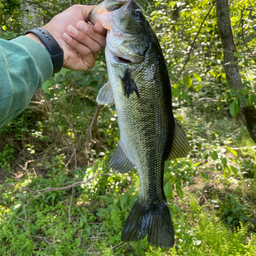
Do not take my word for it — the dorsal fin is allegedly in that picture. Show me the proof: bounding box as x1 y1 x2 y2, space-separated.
168 121 189 159
96 81 115 106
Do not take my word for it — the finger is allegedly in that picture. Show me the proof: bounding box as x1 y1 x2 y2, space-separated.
76 21 106 48
66 25 102 57
63 31 97 69
93 23 107 36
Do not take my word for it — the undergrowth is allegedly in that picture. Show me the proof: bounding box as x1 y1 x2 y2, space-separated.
0 107 256 255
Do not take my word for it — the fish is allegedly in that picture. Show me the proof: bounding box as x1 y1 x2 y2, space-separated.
89 0 189 249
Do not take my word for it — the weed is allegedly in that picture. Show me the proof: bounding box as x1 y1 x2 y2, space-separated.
0 144 15 171
219 193 249 228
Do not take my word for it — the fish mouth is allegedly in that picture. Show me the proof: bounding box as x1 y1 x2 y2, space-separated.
114 55 132 64
107 43 143 65
108 48 143 65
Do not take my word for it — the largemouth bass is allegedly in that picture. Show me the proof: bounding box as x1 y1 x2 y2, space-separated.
89 0 189 248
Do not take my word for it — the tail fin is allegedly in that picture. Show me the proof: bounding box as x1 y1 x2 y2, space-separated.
121 199 174 248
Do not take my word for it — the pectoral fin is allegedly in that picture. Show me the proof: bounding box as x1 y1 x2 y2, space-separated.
110 140 135 173
96 81 114 106
120 69 140 99
168 121 189 159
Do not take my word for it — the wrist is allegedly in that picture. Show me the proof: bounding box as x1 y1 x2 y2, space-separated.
25 27 64 74
25 33 45 49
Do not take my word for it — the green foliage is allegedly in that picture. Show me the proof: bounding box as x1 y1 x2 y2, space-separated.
0 0 256 255
151 0 256 118
219 194 249 228
164 158 198 199
0 144 15 170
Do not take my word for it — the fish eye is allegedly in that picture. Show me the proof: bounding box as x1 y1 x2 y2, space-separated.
133 9 142 18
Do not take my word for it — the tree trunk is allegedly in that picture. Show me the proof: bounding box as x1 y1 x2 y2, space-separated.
216 0 256 143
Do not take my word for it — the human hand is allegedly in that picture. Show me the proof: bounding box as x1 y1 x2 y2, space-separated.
43 5 107 71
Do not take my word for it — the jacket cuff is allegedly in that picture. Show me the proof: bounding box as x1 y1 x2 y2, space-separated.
11 36 54 85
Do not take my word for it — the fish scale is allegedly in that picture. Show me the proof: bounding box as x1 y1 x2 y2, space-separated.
89 0 189 248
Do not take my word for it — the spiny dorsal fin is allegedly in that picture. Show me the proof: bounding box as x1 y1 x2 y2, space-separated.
168 121 189 159
96 81 114 106
110 139 135 173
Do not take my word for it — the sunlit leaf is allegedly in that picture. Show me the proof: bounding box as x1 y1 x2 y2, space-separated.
226 147 238 157
176 184 183 199
229 100 239 117
193 73 201 82
183 76 193 88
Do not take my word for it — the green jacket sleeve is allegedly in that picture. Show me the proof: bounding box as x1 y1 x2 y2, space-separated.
0 36 53 128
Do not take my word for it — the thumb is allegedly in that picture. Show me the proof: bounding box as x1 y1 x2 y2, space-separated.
80 5 96 22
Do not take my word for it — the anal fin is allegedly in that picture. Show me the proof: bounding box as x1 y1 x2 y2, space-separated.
169 121 189 159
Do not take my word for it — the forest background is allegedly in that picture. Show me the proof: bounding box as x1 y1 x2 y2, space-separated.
0 0 256 255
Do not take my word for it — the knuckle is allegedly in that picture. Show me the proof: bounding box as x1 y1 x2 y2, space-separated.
83 47 93 56
69 38 79 48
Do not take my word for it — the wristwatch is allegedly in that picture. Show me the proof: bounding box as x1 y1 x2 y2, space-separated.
26 27 63 74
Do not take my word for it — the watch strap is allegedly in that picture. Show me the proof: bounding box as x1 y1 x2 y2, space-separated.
26 27 63 74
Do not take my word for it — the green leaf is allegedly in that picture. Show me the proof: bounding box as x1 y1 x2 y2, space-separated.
193 73 201 82
221 157 227 168
216 163 223 171
81 214 87 224
164 181 173 199
183 76 193 88
227 216 233 225
120 192 129 211
251 95 256 105
230 165 238 175
240 96 249 106
98 195 110 200
201 172 209 180
229 100 239 117
193 162 201 167
100 222 106 232
230 88 237 97
176 184 183 199
217 96 223 110
226 147 238 157
85 225 91 235
211 151 218 160
11 203 22 212
233 52 244 59
42 81 52 95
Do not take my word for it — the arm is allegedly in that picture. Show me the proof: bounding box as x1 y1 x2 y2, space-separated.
0 5 106 128
0 37 53 128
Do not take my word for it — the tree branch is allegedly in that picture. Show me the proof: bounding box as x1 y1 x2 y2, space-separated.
174 2 215 84
24 173 110 213
24 0 54 17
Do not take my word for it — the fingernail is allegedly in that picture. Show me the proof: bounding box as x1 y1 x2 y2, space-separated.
63 32 72 42
77 21 88 32
68 25 78 36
